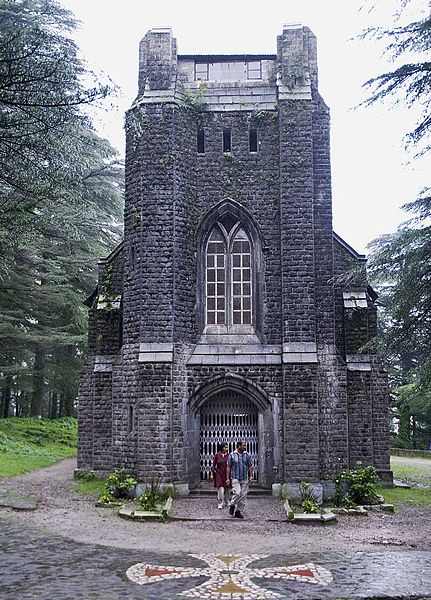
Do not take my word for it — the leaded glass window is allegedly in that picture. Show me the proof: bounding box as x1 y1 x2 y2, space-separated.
205 223 253 327
206 229 226 325
231 228 252 325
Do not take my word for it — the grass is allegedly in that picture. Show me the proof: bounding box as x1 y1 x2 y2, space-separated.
377 485 431 506
0 417 77 478
74 478 106 497
375 456 431 507
390 463 431 486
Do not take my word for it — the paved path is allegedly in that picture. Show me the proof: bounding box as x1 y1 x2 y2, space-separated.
1 516 431 599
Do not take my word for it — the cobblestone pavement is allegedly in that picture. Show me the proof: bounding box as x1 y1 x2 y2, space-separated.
1 516 431 600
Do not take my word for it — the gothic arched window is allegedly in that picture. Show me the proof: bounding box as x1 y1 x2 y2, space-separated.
205 223 253 327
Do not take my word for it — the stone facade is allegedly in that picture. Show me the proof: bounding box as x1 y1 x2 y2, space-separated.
77 24 392 492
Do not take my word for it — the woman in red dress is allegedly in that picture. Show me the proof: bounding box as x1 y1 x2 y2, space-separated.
212 442 230 509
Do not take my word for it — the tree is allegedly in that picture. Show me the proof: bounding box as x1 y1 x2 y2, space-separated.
0 0 123 418
0 0 111 230
361 2 431 155
368 191 431 447
0 126 124 417
363 1 431 447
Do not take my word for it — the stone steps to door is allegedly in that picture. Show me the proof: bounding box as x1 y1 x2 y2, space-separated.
189 483 271 497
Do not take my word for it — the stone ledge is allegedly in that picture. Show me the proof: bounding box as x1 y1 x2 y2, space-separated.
364 503 395 513
282 352 318 363
188 342 320 365
331 503 394 515
282 342 318 364
118 506 160 521
93 355 118 373
209 102 277 112
347 364 372 372
283 498 336 524
118 497 173 521
139 352 173 363
346 354 371 371
132 89 183 107
133 86 279 112
139 343 174 363
278 83 312 100
187 353 282 365
192 344 281 355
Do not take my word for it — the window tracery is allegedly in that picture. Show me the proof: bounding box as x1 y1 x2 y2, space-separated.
205 222 253 327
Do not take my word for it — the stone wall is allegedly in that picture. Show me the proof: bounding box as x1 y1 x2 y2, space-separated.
347 358 391 478
87 245 123 357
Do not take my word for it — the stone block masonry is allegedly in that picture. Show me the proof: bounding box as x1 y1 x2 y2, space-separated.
77 24 392 491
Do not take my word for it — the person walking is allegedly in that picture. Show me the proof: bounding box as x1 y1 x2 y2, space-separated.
226 440 253 519
212 442 230 509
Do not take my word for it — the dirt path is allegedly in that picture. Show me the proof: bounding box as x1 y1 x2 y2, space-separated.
1 458 430 554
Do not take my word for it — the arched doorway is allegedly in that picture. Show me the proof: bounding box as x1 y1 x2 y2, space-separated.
200 391 259 481
187 373 276 487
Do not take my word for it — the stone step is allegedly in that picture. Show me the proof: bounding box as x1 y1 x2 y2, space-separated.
189 485 271 497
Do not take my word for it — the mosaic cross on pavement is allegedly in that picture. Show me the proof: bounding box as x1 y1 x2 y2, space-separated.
126 553 333 599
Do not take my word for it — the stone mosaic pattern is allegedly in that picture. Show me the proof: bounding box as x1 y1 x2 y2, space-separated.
2 518 431 600
126 553 333 598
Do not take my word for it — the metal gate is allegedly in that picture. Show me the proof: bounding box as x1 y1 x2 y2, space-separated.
200 392 258 481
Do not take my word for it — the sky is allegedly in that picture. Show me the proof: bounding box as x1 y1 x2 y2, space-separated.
61 0 429 254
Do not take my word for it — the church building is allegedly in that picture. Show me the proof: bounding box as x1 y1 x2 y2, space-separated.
77 24 392 495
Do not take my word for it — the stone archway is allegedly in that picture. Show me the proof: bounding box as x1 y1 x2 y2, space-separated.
187 373 275 487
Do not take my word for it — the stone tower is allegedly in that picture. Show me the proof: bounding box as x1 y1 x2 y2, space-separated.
77 25 392 495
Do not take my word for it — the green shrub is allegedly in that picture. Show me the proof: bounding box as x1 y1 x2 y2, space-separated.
182 81 207 111
140 479 172 511
99 489 117 504
301 498 320 513
333 463 378 506
99 468 137 503
299 481 320 513
299 481 318 502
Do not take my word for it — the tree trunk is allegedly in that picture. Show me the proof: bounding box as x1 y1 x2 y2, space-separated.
59 392 74 417
31 345 45 417
64 392 74 417
16 390 29 417
59 392 66 417
50 392 58 419
61 345 77 417
412 414 417 449
2 375 12 418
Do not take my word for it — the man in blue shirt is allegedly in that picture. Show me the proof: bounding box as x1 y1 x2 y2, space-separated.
226 440 253 519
